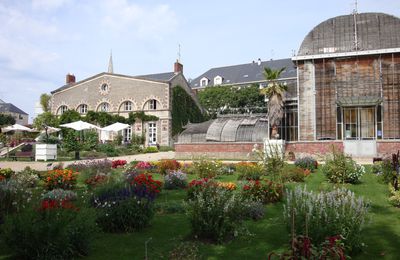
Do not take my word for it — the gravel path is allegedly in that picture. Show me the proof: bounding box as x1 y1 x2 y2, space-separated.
0 151 175 171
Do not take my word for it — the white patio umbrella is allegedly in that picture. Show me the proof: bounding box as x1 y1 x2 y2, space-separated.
2 124 33 132
100 122 129 142
60 120 99 130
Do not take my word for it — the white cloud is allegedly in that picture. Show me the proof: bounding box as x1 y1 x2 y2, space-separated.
31 0 70 11
102 0 178 39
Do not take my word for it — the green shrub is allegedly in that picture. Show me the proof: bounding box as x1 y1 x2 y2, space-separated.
2 206 98 259
96 143 120 157
388 183 400 207
241 180 283 204
191 159 223 178
186 184 248 243
164 170 188 190
294 156 318 172
12 167 39 188
283 186 369 252
0 168 14 179
235 162 264 180
243 200 265 221
92 183 156 232
322 150 365 184
281 166 308 183
144 146 158 153
374 159 397 184
169 241 201 260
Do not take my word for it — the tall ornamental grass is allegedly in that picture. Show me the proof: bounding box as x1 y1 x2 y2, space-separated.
283 186 369 252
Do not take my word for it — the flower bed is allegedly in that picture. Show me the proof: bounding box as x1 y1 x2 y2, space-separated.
44 169 79 190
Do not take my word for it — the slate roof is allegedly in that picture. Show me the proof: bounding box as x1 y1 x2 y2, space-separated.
298 12 400 56
190 58 296 89
51 72 177 94
0 102 28 115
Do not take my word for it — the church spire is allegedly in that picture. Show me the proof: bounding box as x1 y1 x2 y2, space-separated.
108 51 114 73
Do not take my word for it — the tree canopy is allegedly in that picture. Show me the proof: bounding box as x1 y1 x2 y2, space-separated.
40 93 51 112
0 114 16 127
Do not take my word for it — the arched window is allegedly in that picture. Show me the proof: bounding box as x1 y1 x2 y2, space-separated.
123 101 132 111
57 105 68 115
98 102 110 112
146 99 158 110
77 104 88 114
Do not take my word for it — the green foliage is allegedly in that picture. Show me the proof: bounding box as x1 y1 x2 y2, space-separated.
186 184 248 243
322 149 365 184
242 180 283 204
374 159 397 184
144 146 158 153
59 109 81 124
83 111 126 127
131 134 145 145
191 159 223 178
113 134 123 146
171 85 205 135
39 93 51 112
284 187 369 252
2 207 98 259
169 241 201 260
83 130 99 150
198 84 265 116
33 112 59 130
235 162 264 180
96 143 120 157
281 166 308 182
127 111 159 125
388 183 400 207
62 130 83 153
0 114 15 127
294 156 318 172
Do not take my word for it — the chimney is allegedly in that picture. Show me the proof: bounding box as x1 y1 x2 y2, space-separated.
174 60 183 74
66 73 76 84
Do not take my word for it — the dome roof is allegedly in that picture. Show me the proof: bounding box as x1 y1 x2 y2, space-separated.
298 12 400 56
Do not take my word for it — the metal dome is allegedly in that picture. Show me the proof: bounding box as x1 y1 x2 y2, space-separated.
298 12 400 56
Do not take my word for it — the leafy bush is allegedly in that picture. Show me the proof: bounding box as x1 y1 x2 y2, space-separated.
187 178 214 200
96 143 120 157
169 241 201 260
111 159 127 168
251 143 285 182
242 180 283 204
44 169 79 190
243 200 265 221
12 167 39 187
235 162 264 180
159 159 181 175
322 150 365 184
283 186 369 252
294 156 318 172
281 166 309 183
186 183 248 243
92 183 155 232
129 173 163 198
388 183 400 207
374 159 397 184
0 168 14 180
164 170 188 190
191 159 223 178
144 146 158 153
0 179 34 223
2 205 98 259
42 189 77 201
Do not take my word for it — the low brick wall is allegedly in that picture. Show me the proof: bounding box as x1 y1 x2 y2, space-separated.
285 141 344 159
175 142 262 160
377 141 400 156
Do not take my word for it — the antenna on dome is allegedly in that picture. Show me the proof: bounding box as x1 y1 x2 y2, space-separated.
353 0 359 51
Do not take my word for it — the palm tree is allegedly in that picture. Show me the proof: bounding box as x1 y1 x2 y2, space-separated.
260 67 287 139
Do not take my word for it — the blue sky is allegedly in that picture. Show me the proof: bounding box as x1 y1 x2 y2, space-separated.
0 0 399 122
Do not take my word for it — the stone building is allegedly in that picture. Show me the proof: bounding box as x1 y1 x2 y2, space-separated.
0 99 29 125
176 12 400 159
50 60 200 146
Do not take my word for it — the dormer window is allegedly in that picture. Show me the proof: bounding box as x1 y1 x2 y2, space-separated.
200 77 209 87
214 75 223 85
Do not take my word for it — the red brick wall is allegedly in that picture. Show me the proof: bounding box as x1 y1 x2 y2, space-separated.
377 141 400 156
285 141 344 156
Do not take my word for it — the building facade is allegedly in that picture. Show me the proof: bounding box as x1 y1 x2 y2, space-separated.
176 12 400 159
50 61 200 146
0 99 29 125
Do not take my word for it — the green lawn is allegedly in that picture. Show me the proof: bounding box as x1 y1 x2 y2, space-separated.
2 169 400 259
